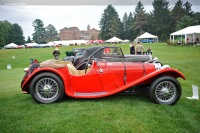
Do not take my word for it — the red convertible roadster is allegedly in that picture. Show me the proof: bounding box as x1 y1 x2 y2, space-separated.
21 52 185 105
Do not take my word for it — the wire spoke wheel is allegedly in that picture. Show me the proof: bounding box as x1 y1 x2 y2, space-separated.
155 81 177 103
149 76 182 105
30 72 64 104
36 78 59 101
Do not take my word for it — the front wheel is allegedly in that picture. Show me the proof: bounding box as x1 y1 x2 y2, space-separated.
30 72 64 104
149 76 182 105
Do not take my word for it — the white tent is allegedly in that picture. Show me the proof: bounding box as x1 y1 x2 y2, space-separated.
136 32 158 43
106 36 123 43
123 39 130 43
170 25 200 44
24 43 39 47
4 43 18 49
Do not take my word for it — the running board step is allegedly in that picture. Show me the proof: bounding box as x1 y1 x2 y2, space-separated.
75 92 107 96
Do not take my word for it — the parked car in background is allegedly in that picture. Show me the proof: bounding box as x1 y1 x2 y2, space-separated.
140 38 154 43
63 48 85 62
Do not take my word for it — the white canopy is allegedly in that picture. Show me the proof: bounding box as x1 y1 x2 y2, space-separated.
24 43 39 47
171 25 200 35
123 39 130 43
136 32 158 43
137 32 158 39
170 25 200 44
106 36 123 43
4 43 18 49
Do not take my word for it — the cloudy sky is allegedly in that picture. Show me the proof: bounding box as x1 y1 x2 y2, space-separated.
0 0 199 40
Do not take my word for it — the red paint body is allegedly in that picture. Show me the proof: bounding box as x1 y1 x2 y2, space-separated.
21 61 185 98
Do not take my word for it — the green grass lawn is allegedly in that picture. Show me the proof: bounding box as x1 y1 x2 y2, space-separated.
0 43 200 133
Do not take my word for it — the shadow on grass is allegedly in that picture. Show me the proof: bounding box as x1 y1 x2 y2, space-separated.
61 91 152 104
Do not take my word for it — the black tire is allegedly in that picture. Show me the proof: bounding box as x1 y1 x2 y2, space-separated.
30 72 64 104
149 76 182 105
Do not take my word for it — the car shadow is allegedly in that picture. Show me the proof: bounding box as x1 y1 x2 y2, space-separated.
62 90 152 104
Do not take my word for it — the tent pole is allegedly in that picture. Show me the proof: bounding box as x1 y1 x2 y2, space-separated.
181 35 182 44
193 33 194 45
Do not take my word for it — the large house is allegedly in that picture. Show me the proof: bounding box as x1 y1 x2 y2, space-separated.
59 25 99 40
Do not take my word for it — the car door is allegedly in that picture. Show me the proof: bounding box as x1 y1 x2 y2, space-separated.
70 69 104 93
94 62 118 92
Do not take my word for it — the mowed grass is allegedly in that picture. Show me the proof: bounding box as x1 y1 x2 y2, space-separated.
0 43 200 133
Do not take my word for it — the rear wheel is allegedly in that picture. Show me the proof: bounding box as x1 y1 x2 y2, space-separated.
149 76 182 105
30 72 64 104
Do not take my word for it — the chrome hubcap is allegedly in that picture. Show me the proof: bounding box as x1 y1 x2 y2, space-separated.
36 78 59 101
155 81 177 103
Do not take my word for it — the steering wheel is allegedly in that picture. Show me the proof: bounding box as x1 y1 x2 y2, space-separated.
85 56 92 74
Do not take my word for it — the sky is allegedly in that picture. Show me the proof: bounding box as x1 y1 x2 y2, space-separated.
0 0 200 40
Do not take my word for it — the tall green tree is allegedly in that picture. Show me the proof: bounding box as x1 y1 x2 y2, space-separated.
122 13 128 40
176 15 196 30
134 10 147 36
183 1 193 17
32 19 45 44
127 12 135 41
0 20 12 46
150 0 172 41
134 1 145 15
27 36 32 43
99 5 123 40
171 0 186 30
8 23 25 45
133 1 147 38
193 12 200 25
44 24 57 42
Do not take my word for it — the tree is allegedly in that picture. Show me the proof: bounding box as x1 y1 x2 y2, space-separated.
134 1 145 15
183 1 193 17
99 5 123 40
8 23 25 45
127 12 135 41
0 20 12 46
91 35 95 40
122 13 128 39
133 1 147 38
193 12 200 25
150 0 172 41
171 0 186 30
134 10 147 36
44 24 57 42
32 19 45 44
176 15 196 30
27 36 32 43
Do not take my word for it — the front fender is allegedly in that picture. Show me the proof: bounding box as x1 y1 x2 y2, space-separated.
146 68 185 80
111 68 185 95
21 67 70 93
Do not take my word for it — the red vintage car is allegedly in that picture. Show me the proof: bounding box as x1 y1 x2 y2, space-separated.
21 54 185 105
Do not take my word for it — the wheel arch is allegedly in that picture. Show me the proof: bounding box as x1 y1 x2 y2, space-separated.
23 68 69 94
142 69 186 85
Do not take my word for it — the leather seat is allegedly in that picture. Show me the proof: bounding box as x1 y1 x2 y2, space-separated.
67 63 79 75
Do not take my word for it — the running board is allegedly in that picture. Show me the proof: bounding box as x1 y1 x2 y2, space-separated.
75 92 107 96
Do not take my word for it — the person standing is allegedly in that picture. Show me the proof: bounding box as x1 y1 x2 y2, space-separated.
53 47 60 60
135 42 144 55
130 43 135 54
